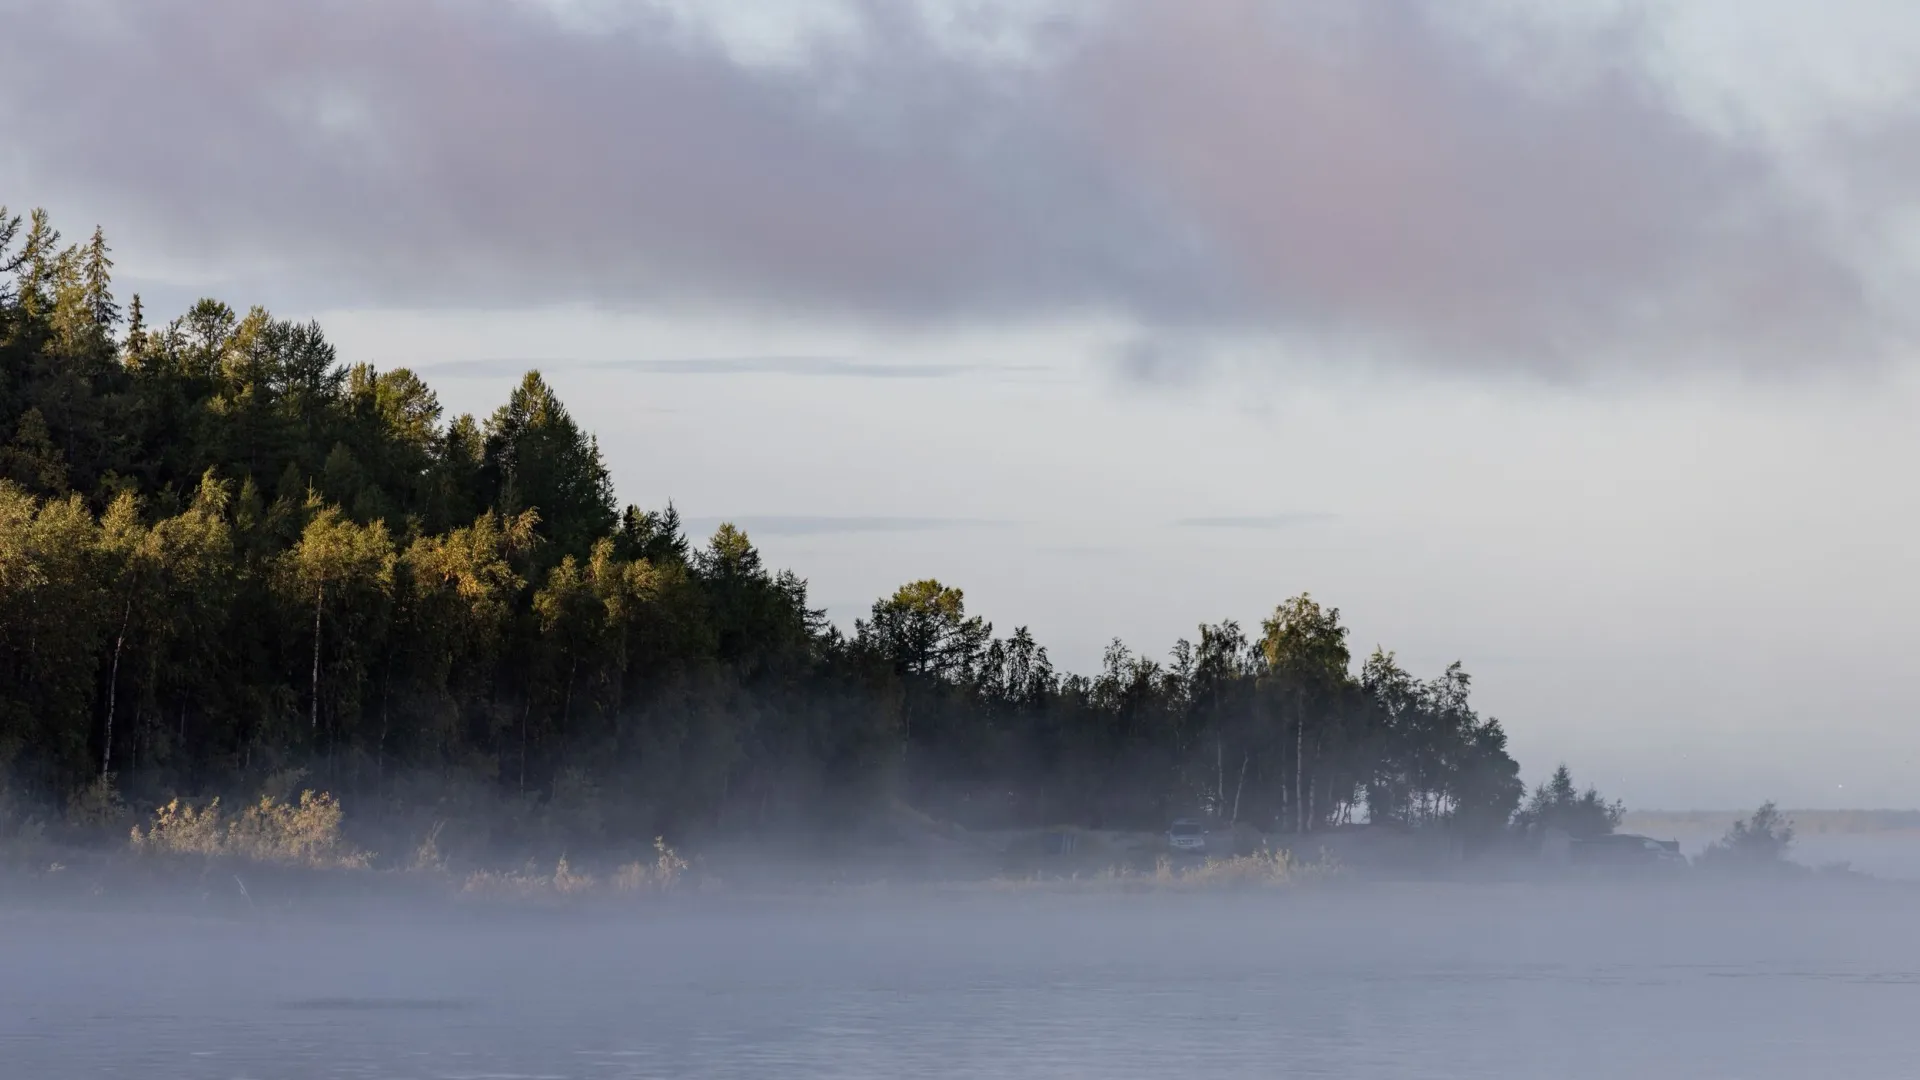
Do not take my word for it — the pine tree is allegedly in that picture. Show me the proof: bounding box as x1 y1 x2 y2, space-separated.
123 293 147 360
481 371 616 563
83 227 118 329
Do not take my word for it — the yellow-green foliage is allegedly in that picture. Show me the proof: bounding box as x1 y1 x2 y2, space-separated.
228 791 366 867
131 798 225 856
552 855 595 895
991 847 1332 894
613 837 688 894
460 861 556 900
130 790 368 868
460 853 605 900
65 773 125 829
460 838 688 903
1177 849 1295 887
409 820 448 873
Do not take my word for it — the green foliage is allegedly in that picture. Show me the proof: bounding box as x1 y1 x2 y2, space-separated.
0 204 1571 851
1513 764 1624 840
65 772 126 829
1699 802 1795 868
859 579 991 681
482 371 615 562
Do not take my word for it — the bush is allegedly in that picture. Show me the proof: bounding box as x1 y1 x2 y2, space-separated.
131 798 226 856
0 775 49 859
1513 764 1623 840
1697 801 1795 871
613 837 687 894
130 789 369 868
1178 850 1296 888
65 773 126 830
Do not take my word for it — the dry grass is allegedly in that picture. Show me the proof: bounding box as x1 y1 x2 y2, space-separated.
986 848 1337 894
458 857 599 900
458 838 688 904
612 837 689 894
458 861 557 901
18 782 1353 914
1177 849 1298 887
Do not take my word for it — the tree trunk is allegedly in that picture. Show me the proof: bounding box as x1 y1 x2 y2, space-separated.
1215 734 1224 817
377 655 391 778
1230 750 1249 825
519 700 531 794
310 583 324 735
1305 765 1315 833
1305 731 1325 832
102 597 130 778
562 653 578 734
1294 705 1304 834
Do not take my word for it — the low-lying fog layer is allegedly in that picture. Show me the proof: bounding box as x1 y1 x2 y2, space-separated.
5 883 1918 1078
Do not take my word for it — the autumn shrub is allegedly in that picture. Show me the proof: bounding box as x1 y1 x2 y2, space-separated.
227 791 367 867
1178 849 1296 888
130 789 369 868
130 798 225 857
612 837 688 894
551 855 596 895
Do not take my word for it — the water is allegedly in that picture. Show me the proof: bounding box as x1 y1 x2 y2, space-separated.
4 883 1918 1078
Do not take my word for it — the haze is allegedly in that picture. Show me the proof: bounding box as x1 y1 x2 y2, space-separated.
4 0 1918 808
10 886 1920 1077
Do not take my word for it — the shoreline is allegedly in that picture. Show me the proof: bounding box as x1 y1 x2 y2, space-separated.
5 842 1913 926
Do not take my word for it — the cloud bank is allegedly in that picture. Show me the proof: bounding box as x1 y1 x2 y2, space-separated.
2 0 1915 375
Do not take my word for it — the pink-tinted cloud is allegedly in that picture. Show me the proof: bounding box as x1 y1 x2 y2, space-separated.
0 0 1907 375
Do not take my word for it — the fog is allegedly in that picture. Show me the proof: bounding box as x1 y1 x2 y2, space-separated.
7 882 1920 1077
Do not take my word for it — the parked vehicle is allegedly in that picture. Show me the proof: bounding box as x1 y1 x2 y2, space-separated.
1167 819 1208 854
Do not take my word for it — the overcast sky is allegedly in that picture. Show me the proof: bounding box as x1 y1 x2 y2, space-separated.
4 0 1917 808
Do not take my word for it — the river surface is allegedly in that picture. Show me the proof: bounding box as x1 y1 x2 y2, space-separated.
4 882 1918 1078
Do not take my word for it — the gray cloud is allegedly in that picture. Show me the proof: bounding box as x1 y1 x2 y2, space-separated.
1173 514 1333 529
2 1 1913 376
420 356 1031 379
683 515 1012 537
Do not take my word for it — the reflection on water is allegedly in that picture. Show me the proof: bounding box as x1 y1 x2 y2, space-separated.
4 884 1919 1078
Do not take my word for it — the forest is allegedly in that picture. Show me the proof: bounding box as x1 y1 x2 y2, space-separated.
0 205 1620 858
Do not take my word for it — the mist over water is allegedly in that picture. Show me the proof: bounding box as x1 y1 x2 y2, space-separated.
6 883 1919 1078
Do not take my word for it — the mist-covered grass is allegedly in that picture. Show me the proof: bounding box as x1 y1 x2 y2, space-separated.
0 770 1362 915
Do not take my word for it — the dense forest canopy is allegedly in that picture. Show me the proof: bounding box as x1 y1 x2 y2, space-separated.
0 205 1615 853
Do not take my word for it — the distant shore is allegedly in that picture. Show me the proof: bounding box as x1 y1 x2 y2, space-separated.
7 833 1915 927
1624 809 1920 835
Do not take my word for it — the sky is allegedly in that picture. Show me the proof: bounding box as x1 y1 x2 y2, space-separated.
3 0 1917 809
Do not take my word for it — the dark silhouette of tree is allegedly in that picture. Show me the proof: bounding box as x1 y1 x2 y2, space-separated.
1699 802 1795 868
0 204 1589 853
482 371 616 564
1513 764 1624 839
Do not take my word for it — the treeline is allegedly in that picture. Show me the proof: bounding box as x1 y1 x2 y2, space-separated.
0 206 1608 851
